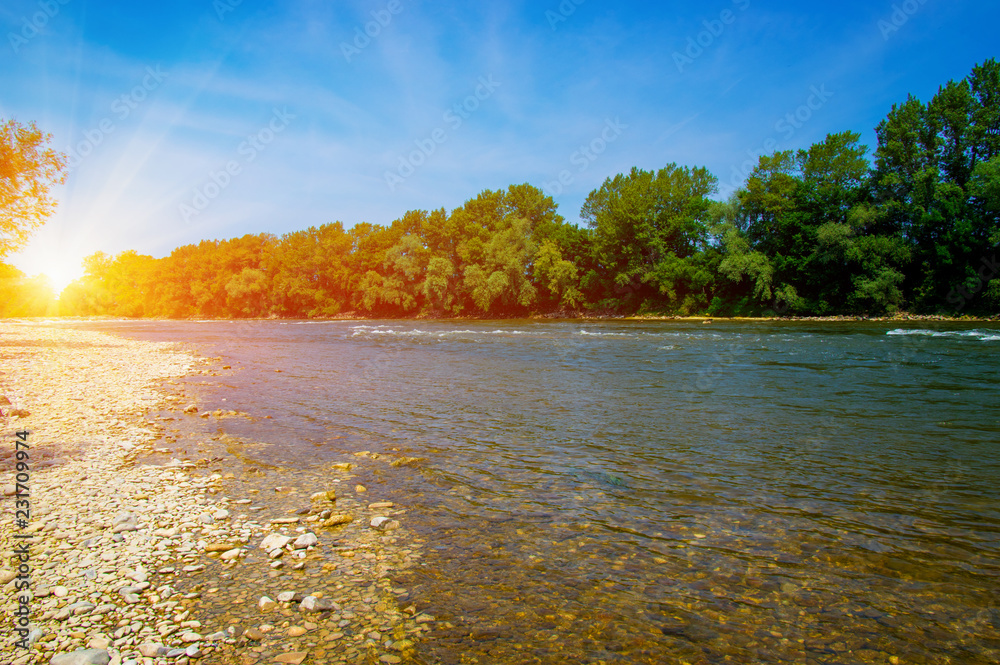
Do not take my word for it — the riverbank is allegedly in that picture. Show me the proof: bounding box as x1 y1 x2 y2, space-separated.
8 310 1000 325
623 312 1000 322
0 323 432 665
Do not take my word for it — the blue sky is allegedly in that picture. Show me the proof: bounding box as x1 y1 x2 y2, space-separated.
2 0 998 291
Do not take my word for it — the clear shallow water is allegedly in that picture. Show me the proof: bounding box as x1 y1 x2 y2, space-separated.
63 319 1000 663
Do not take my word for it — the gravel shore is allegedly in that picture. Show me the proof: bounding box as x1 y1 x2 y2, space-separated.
1 322 432 665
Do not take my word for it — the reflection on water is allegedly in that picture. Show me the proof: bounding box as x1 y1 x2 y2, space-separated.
63 319 1000 663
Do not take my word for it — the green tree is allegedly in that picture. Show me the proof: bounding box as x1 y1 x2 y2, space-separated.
0 119 67 256
225 267 270 317
970 155 1000 242
266 223 354 317
461 216 538 313
57 250 157 317
713 195 776 308
0 264 55 316
148 233 276 317
349 222 408 315
446 185 576 315
724 131 909 314
872 59 1000 312
534 240 584 309
581 163 718 312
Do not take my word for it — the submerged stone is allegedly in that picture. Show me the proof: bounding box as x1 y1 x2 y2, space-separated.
49 649 111 665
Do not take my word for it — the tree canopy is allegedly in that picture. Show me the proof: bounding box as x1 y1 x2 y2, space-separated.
0 118 66 257
6 60 999 318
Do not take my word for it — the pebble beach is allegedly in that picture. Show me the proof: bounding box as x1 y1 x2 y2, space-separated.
0 322 433 665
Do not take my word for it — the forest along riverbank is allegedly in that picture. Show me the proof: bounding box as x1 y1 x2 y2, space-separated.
0 322 435 665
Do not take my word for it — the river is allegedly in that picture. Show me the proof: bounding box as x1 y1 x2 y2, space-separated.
64 319 1000 664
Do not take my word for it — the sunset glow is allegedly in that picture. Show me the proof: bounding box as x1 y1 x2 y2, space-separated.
42 261 85 297
19 244 85 297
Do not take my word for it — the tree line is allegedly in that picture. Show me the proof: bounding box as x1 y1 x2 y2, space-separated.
4 60 999 318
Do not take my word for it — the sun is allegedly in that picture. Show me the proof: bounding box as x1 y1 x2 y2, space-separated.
7 228 89 298
41 259 86 297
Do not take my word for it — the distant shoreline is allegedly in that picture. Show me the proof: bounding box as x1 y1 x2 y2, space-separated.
8 312 1000 324
620 314 1000 323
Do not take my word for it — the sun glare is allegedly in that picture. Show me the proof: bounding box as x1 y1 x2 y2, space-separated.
39 255 85 297
8 228 89 299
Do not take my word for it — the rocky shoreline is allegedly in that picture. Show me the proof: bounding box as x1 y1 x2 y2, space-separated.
1 323 432 665
623 313 1000 322
45 311 1000 324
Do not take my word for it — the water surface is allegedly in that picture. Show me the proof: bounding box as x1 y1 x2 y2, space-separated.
62 319 1000 664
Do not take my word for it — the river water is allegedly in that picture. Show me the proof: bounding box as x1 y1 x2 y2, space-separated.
65 319 1000 664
